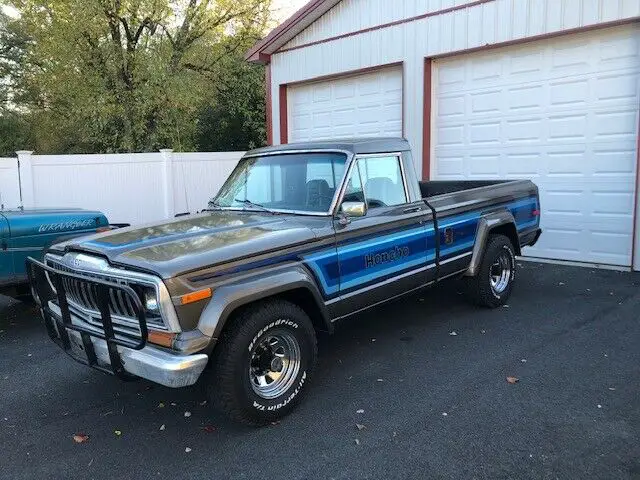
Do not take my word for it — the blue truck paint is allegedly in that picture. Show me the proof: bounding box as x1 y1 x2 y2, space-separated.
0 208 109 291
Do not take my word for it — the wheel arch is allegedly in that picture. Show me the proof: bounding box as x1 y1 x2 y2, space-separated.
197 264 332 352
465 211 520 277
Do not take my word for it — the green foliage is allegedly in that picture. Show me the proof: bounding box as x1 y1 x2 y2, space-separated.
0 0 271 154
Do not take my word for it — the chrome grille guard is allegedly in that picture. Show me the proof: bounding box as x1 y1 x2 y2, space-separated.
27 257 148 380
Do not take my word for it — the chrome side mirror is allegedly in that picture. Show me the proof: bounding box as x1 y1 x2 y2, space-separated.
341 201 366 218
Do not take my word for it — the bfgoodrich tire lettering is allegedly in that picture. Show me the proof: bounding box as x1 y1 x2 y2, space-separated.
466 234 516 308
208 300 317 426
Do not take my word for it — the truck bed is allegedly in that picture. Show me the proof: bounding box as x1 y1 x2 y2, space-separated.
419 180 511 198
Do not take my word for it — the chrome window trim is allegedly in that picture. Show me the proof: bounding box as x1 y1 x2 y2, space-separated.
213 149 355 217
44 253 181 333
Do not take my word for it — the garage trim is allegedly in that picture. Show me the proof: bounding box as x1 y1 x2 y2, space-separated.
278 61 405 145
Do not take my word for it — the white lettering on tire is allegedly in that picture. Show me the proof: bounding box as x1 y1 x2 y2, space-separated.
248 318 299 352
252 371 307 412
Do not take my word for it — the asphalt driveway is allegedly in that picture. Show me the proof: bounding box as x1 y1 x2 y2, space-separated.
1 262 639 480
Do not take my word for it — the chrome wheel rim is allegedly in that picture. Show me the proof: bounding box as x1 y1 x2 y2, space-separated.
490 249 512 295
249 330 301 400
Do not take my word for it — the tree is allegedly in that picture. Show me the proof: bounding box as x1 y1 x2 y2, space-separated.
2 0 271 153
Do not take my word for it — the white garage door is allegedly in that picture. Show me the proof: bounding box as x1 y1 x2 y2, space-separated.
433 25 640 267
288 66 403 142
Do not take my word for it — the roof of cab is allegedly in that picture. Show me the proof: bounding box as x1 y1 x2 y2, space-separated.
246 137 411 156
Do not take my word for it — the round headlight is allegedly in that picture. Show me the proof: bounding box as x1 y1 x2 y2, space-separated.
144 289 159 313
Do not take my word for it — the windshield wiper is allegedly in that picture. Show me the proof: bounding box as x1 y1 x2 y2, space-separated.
202 200 223 212
234 198 276 214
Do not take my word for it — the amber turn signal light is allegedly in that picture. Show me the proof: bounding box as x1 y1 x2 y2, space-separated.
179 288 212 305
147 330 176 348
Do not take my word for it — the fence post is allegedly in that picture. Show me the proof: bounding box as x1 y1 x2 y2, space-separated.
160 149 175 218
16 150 34 209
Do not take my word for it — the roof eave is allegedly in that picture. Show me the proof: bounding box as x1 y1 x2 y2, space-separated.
245 0 341 64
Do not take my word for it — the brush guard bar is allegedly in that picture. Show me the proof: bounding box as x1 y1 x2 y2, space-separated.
26 257 148 380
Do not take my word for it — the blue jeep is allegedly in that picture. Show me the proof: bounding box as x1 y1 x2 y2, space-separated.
0 208 116 298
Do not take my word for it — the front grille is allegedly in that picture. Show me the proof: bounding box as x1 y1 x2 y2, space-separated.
45 257 165 331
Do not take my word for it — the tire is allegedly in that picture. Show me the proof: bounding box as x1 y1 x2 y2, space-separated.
466 234 516 308
208 299 317 426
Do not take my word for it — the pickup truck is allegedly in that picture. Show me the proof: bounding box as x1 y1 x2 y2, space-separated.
27 138 541 425
0 208 114 298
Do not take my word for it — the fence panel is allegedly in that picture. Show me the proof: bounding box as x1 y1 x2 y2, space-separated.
172 152 242 214
30 153 166 225
0 157 20 209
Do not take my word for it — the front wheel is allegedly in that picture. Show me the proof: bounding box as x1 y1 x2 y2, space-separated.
208 300 317 426
466 234 516 308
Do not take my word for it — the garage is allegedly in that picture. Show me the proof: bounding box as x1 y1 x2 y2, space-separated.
286 66 403 143
433 26 639 267
247 0 640 270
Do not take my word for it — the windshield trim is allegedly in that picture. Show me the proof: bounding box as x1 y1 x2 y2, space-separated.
212 149 355 216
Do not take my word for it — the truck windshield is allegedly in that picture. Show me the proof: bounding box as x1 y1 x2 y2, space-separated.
212 152 347 214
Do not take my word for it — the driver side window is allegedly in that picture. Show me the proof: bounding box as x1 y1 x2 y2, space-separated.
359 155 407 208
341 156 407 212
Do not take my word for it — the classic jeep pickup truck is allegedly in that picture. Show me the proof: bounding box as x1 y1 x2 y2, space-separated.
27 138 541 425
0 208 114 298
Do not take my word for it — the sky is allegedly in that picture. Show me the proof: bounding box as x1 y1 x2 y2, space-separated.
271 0 309 21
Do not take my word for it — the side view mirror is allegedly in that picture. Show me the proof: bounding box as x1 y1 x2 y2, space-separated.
341 201 366 218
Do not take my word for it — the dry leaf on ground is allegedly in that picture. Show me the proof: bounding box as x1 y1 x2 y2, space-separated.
506 376 519 384
73 434 89 443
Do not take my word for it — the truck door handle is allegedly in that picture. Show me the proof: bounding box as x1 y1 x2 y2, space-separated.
403 206 422 214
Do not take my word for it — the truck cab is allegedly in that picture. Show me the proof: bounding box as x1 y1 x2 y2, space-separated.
0 208 109 295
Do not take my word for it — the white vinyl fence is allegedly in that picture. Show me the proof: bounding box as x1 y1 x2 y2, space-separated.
0 150 244 225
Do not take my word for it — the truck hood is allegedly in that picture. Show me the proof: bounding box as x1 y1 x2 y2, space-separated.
57 211 318 278
1 208 108 238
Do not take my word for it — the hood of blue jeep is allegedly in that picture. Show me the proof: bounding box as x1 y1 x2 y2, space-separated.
1 208 108 238
53 210 318 279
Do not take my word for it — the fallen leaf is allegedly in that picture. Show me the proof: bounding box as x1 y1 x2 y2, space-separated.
442 412 448 416
73 434 89 444
185 447 192 453
170 402 177 406
159 424 165 431
597 404 602 409
184 411 192 418
157 402 165 408
521 359 527 363
506 376 519 384
354 439 360 445
376 378 384 382
449 331 458 336
503 305 509 308
203 425 215 433
608 387 616 391
356 424 365 431
356 409 364 414
559 282 565 286
114 430 122 436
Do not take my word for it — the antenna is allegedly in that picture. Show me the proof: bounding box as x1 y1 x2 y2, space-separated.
17 156 24 210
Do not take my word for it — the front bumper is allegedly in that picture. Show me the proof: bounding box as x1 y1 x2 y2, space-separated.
26 257 208 388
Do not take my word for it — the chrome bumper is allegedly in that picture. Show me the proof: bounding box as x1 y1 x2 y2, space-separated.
64 328 209 388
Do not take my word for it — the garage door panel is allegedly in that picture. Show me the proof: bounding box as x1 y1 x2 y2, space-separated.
288 67 402 143
434 26 639 266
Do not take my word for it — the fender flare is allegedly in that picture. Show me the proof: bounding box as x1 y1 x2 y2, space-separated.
465 210 520 277
196 264 331 343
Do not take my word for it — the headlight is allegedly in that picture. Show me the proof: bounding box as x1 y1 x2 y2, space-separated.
144 289 160 313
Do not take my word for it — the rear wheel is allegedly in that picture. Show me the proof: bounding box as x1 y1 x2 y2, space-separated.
208 299 317 426
466 234 516 308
